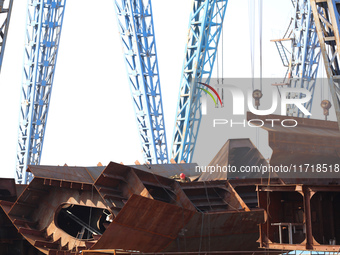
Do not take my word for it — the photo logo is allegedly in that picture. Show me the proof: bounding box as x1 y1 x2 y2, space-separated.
200 82 312 116
198 82 223 108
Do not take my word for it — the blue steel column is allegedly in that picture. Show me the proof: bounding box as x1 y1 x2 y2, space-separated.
274 0 321 117
0 0 13 73
171 0 228 163
16 0 66 184
288 0 320 117
113 0 168 164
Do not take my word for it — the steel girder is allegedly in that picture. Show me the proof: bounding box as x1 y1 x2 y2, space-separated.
310 0 340 130
0 0 13 74
113 0 168 164
275 0 321 117
16 0 66 184
171 0 228 163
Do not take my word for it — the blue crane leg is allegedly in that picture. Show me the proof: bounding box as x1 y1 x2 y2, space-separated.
16 0 66 184
171 0 228 163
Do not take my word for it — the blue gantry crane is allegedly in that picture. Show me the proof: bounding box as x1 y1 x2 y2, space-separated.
272 0 321 117
113 0 229 164
15 0 170 183
14 0 230 183
171 0 228 163
16 0 66 184
113 0 168 164
12 0 340 185
0 0 13 74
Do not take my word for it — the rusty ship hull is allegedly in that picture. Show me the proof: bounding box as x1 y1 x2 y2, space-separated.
0 114 340 254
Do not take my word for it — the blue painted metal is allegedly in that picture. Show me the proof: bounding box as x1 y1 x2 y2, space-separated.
275 0 321 117
113 0 168 164
16 0 66 184
171 0 228 163
0 0 13 74
288 0 321 117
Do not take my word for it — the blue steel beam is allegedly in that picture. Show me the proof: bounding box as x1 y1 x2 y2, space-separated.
274 0 321 117
113 0 168 164
16 0 66 184
171 0 228 163
0 0 13 74
287 0 321 117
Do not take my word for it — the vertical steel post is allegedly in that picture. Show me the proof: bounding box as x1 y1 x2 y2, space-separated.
0 0 13 73
303 187 313 249
16 0 66 184
171 0 228 163
113 0 168 164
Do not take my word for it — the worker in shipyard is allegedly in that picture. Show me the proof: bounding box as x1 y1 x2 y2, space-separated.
170 173 190 182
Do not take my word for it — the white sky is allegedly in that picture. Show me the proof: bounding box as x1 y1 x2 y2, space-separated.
0 0 322 179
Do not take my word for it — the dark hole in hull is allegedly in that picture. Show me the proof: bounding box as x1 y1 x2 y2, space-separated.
56 204 111 240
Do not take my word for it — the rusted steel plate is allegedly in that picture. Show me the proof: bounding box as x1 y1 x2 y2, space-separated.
90 194 195 252
247 112 340 165
0 164 268 254
1 175 110 255
257 183 340 251
83 251 286 255
94 162 130 187
179 180 248 212
27 165 105 183
247 112 340 182
0 203 41 255
229 178 283 187
164 209 266 252
130 163 199 179
199 138 270 181
0 178 17 201
94 162 196 211
15 184 28 198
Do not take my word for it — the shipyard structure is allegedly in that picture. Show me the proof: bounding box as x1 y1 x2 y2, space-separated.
0 115 339 254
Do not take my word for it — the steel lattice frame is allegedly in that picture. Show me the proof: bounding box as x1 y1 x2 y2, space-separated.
16 0 66 184
0 0 13 73
275 0 321 117
113 0 168 164
310 0 340 130
171 0 228 163
288 0 321 117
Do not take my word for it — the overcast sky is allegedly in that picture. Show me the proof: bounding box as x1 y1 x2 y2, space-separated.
1 0 329 179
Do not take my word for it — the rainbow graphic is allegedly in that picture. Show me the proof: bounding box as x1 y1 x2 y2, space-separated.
198 82 223 107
